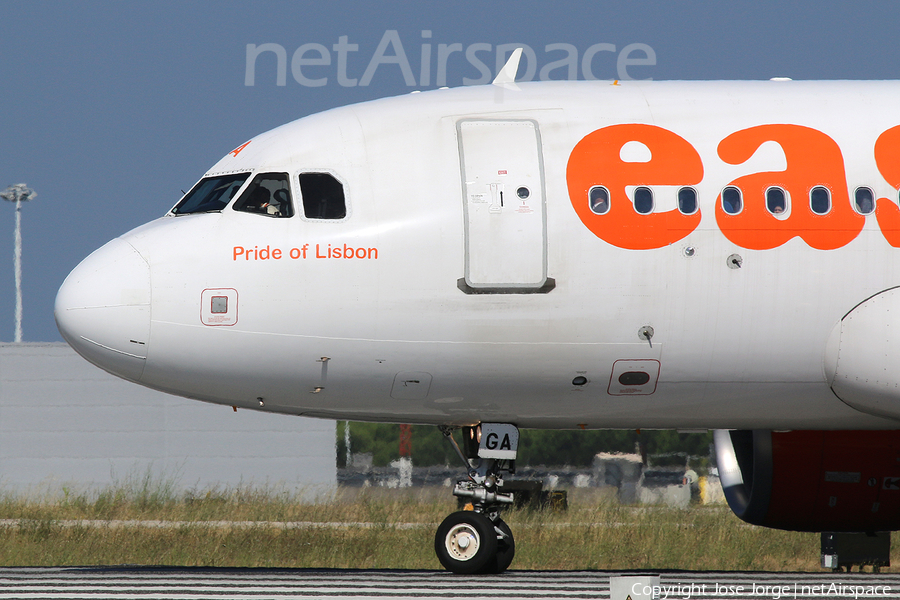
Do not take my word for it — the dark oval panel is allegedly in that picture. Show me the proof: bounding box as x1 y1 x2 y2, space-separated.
618 371 651 386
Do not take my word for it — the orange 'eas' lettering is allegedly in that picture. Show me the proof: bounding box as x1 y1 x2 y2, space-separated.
716 124 863 250
567 124 703 250
874 125 900 247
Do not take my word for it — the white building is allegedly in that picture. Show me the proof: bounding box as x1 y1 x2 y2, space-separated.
0 343 335 497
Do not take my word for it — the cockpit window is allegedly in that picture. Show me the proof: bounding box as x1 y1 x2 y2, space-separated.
172 173 250 214
299 173 347 219
233 173 294 218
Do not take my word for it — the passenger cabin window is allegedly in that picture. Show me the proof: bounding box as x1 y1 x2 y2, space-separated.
766 187 787 215
589 186 609 215
722 186 742 214
855 187 875 214
300 173 347 219
233 173 294 217
678 187 697 215
172 173 250 214
634 186 653 214
810 186 831 215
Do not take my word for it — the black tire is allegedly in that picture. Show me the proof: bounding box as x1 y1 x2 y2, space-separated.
435 511 498 574
479 518 515 574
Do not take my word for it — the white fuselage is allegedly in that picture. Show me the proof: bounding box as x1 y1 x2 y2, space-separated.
55 80 900 430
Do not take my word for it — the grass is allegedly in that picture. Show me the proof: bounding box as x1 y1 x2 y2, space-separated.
0 483 889 571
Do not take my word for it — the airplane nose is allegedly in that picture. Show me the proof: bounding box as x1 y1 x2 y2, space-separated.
55 238 151 382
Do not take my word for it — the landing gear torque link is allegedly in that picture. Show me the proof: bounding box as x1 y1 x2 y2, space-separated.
435 423 518 574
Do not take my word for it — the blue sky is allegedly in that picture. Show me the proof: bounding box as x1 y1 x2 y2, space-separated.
3 0 900 342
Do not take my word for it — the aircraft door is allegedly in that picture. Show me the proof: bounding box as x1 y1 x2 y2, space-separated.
458 120 552 293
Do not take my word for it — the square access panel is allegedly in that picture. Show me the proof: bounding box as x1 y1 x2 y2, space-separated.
200 288 238 326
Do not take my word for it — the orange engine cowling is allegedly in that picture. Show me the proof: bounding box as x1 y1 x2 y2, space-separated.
715 430 900 532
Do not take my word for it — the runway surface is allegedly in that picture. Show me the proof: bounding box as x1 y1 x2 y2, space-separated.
2 568 900 600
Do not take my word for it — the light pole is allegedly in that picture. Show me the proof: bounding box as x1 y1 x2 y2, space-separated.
1 184 37 343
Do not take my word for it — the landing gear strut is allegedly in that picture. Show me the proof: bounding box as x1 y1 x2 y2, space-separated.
435 423 518 574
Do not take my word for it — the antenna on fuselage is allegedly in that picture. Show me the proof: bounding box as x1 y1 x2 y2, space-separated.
492 47 522 91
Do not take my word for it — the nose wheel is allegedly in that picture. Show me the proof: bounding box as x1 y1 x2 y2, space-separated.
436 424 518 574
487 518 516 574
435 511 498 574
435 512 516 575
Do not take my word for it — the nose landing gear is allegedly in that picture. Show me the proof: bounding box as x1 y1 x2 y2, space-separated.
435 423 519 574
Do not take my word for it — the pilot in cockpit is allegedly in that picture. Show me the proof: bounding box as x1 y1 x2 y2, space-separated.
244 187 286 217
228 174 293 218
247 187 272 213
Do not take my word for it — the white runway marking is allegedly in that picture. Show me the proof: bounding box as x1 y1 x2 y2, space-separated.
1 568 900 600
0 519 435 530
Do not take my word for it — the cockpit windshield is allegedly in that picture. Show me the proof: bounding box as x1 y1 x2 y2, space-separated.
232 173 294 217
172 173 250 214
